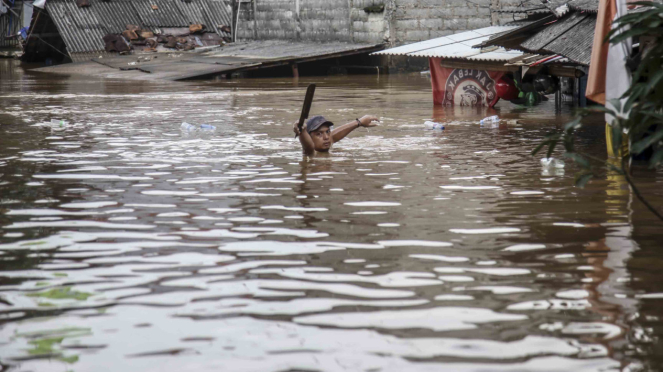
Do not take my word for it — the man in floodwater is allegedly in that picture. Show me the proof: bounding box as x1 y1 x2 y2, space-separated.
293 115 380 155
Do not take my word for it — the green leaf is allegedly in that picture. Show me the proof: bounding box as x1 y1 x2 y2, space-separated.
643 69 663 96
607 99 622 114
27 287 92 301
531 141 547 156
649 147 663 168
564 116 583 132
610 26 649 44
546 139 559 160
632 126 663 154
574 173 594 188
624 83 646 113
564 152 591 169
641 110 663 121
532 134 561 156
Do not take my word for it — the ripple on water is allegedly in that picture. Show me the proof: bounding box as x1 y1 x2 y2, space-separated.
294 307 527 331
0 76 641 372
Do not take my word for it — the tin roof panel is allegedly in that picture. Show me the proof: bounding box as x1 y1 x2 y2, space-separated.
373 26 523 61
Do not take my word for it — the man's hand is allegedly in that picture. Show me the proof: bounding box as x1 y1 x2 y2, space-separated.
293 121 302 136
358 115 380 127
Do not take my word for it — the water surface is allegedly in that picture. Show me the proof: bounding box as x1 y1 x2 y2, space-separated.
1 60 663 371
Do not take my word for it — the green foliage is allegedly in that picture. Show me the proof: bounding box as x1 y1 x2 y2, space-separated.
27 287 92 301
533 2 663 220
608 1 663 169
535 1 663 188
14 327 91 364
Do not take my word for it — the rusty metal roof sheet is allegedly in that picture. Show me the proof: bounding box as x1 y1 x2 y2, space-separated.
372 26 525 62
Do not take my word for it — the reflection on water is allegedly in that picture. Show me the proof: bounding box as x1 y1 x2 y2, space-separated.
1 59 663 371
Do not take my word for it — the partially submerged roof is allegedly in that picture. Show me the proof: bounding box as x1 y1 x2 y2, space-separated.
372 26 524 62
45 0 232 56
34 40 385 81
519 12 595 65
481 11 596 65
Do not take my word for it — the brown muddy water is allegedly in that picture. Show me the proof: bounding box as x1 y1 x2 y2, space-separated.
1 59 663 372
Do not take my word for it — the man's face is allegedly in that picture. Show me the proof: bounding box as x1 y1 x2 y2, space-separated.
309 125 332 152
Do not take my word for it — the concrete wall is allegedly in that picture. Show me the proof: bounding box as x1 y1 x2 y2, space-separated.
235 0 519 45
236 0 387 43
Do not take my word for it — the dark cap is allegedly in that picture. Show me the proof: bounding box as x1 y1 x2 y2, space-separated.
306 115 334 133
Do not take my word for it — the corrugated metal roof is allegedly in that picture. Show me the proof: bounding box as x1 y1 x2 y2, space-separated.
44 0 233 55
47 0 106 54
520 12 595 64
132 0 188 28
200 0 233 36
174 0 231 36
88 0 145 34
372 26 524 61
34 40 383 81
175 0 207 25
544 0 599 13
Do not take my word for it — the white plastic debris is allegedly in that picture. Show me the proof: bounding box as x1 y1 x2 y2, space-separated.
49 119 67 131
424 121 445 130
480 116 499 126
540 157 565 168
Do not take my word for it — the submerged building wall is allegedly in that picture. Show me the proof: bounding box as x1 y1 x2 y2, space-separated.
235 0 519 46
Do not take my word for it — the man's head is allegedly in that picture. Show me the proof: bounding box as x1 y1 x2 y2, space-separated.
306 116 334 152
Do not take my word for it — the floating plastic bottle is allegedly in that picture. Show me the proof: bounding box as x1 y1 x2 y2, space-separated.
424 121 445 130
540 157 565 168
200 124 216 130
180 122 197 132
479 115 499 126
50 119 67 131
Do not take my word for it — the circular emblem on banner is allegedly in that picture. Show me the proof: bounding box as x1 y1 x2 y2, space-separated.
441 68 498 107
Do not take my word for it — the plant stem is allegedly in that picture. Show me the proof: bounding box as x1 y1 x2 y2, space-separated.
621 156 663 222
575 150 663 222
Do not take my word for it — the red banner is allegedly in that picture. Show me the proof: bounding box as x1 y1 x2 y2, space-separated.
429 58 505 108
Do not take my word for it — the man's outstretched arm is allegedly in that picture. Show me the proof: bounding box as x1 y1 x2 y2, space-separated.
293 121 315 155
332 115 380 143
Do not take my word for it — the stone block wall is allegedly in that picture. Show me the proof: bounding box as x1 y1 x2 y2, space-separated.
237 0 388 43
236 0 512 46
390 0 494 44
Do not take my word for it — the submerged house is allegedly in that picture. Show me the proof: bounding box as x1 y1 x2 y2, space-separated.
22 0 386 80
1 0 32 54
21 0 559 80
22 0 234 63
375 0 598 107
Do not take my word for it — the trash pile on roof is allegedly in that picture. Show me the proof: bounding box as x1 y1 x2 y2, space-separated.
35 0 233 59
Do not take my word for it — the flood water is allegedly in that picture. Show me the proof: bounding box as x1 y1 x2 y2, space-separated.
1 59 663 372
